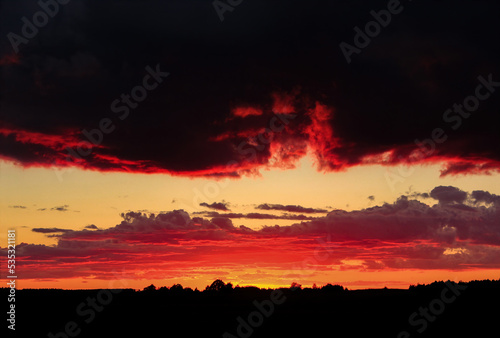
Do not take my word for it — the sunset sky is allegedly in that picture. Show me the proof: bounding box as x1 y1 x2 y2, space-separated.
1 0 500 290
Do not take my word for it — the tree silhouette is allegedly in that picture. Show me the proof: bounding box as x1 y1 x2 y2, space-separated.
321 283 345 293
206 279 226 291
143 284 156 292
170 283 183 291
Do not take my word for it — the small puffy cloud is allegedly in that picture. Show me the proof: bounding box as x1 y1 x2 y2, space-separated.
471 190 500 204
51 205 70 212
430 186 467 204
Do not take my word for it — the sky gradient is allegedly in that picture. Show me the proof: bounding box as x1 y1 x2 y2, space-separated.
1 0 500 290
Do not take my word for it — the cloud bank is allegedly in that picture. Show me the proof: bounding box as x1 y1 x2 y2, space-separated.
5 186 499 282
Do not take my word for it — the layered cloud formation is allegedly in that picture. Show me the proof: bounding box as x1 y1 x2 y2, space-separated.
1 0 500 177
6 186 499 283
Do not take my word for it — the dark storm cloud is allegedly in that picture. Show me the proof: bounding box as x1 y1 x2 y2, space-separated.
1 0 500 176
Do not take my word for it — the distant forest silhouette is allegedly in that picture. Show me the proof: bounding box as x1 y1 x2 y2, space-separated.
139 279 347 294
3 279 499 338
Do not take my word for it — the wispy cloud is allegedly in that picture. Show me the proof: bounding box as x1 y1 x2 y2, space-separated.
194 211 316 221
200 202 230 211
50 205 69 212
31 228 73 234
256 203 327 214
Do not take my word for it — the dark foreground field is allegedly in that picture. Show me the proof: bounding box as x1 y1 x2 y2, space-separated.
3 279 499 338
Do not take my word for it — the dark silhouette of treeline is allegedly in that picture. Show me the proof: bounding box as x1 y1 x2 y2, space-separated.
3 279 499 337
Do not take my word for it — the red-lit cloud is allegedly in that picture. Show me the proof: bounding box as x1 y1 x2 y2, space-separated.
2 91 499 177
232 107 263 118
